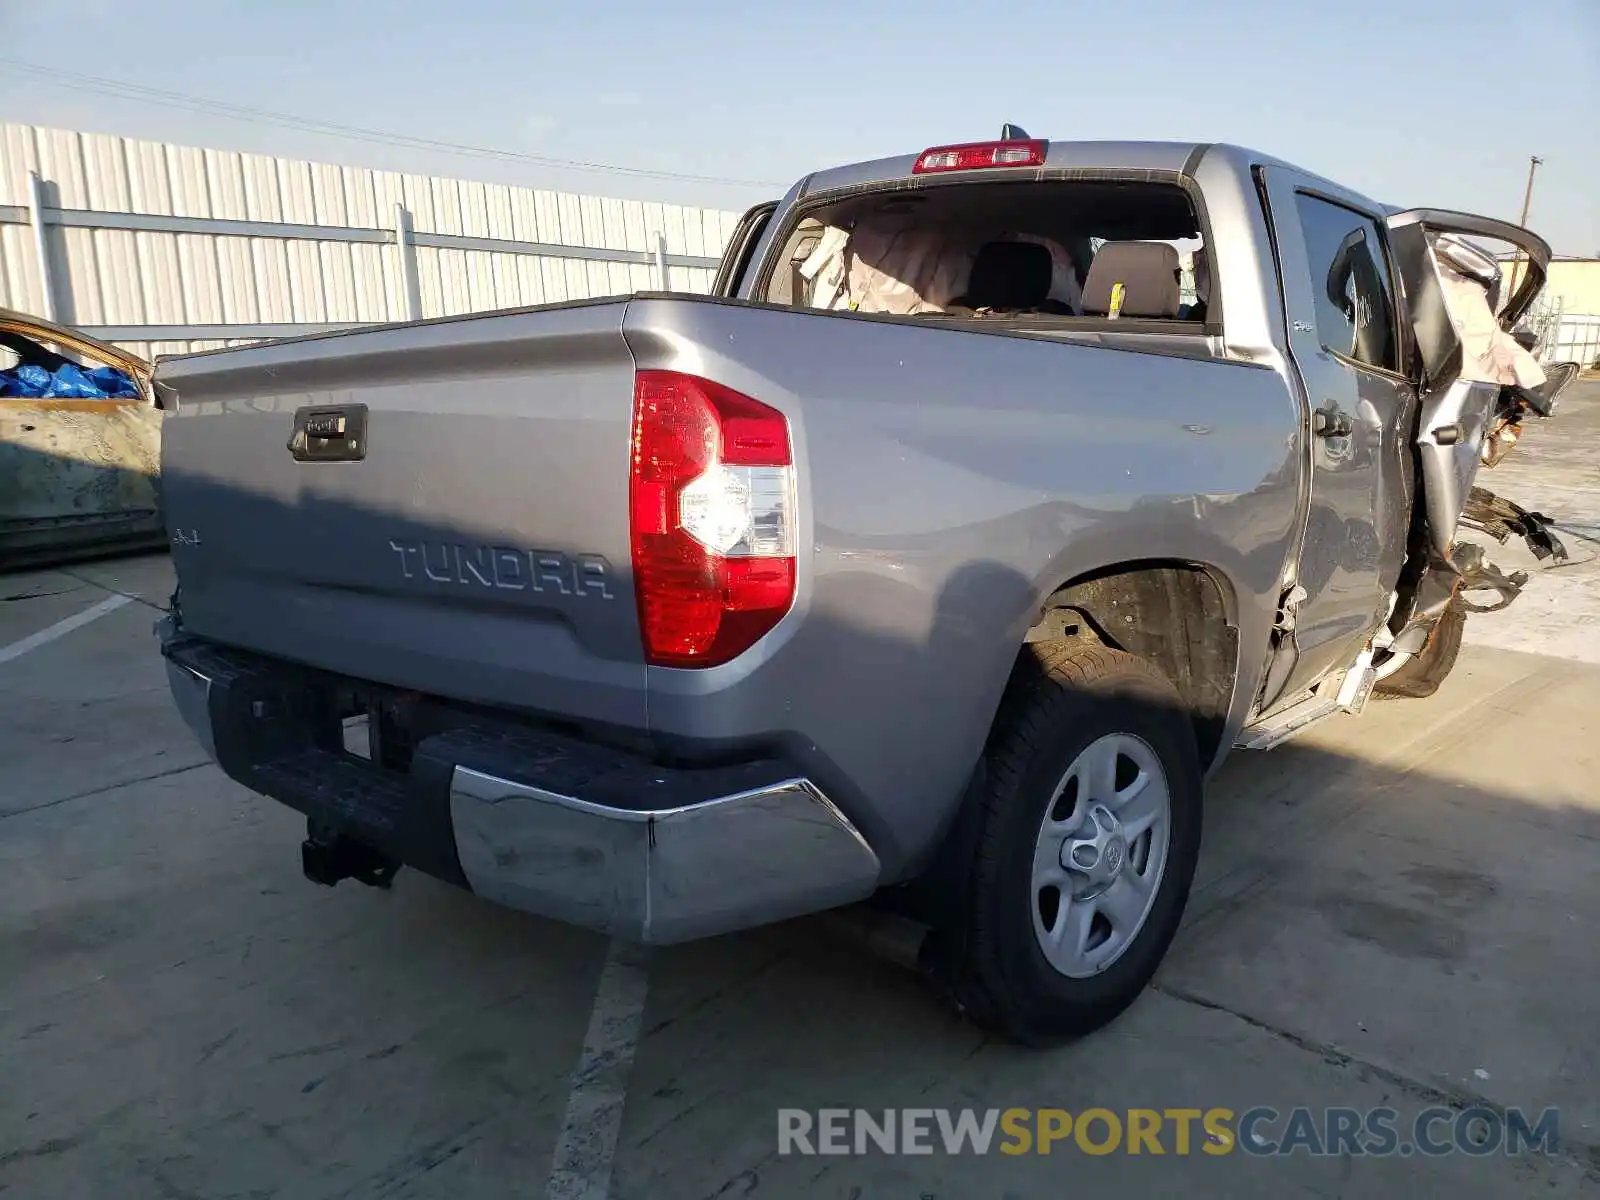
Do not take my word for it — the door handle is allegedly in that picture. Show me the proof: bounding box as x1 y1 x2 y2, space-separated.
1313 409 1354 438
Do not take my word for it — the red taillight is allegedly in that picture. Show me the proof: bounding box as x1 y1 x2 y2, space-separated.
630 370 796 668
912 139 1047 174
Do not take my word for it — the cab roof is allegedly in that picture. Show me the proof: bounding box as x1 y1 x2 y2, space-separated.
794 140 1389 216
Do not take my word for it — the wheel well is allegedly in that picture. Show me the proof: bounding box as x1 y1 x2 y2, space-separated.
1023 562 1238 770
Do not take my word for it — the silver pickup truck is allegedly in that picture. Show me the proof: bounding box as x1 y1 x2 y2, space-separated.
155 136 1579 1044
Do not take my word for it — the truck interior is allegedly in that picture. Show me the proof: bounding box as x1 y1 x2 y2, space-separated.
758 179 1212 335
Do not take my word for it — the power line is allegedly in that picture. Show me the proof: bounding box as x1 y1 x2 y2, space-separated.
0 57 784 190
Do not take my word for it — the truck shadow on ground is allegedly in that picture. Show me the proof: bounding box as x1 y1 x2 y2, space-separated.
611 724 1600 1197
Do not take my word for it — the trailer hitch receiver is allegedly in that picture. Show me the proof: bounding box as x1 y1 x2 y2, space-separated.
301 821 401 889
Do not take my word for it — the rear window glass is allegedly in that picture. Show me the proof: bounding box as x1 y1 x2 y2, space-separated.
762 180 1207 323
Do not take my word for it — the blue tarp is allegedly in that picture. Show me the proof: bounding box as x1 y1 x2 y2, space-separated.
0 361 140 399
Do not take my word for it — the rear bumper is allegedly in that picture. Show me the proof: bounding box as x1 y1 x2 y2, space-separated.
450 768 878 943
161 630 880 943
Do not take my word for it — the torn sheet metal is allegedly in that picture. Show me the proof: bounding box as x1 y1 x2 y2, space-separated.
1454 543 1529 615
1383 208 1550 391
1459 486 1569 563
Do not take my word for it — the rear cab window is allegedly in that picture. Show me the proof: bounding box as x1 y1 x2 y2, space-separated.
756 179 1213 330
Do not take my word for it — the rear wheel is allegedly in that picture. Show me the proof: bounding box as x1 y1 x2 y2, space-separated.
1373 593 1466 700
951 644 1203 1045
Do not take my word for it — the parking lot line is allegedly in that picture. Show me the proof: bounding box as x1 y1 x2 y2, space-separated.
545 939 652 1200
0 592 131 665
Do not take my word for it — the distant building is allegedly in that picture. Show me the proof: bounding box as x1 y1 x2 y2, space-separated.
1500 255 1600 367
1540 258 1600 316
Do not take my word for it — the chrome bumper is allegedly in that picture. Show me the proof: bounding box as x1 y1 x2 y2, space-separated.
163 639 880 945
166 658 215 758
450 767 881 944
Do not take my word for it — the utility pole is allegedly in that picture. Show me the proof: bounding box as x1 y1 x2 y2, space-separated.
1518 155 1542 227
1508 155 1543 302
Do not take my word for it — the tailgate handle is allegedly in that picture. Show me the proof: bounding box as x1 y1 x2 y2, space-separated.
289 404 368 462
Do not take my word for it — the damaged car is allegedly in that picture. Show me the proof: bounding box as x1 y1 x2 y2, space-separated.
0 308 164 570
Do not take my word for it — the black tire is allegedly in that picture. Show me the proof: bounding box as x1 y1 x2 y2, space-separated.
951 643 1203 1046
1373 594 1466 700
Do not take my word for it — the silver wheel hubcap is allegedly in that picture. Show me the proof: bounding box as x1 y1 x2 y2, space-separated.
1030 733 1171 978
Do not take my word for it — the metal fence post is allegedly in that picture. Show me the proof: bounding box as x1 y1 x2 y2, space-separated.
394 203 423 322
26 171 60 322
655 234 669 292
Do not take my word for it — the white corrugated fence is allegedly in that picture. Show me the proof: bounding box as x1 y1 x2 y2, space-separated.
0 123 743 361
1546 314 1600 369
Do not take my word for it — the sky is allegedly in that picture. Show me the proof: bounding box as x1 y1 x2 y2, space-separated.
2 0 1596 255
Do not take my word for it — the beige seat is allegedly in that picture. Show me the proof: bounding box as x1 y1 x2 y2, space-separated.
1080 241 1181 318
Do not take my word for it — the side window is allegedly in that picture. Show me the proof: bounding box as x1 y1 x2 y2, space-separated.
762 218 828 307
713 201 776 297
1293 194 1399 373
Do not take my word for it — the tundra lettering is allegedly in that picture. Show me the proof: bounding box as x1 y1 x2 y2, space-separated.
388 539 614 600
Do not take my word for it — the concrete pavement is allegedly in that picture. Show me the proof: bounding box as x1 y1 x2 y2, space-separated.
1463 376 1600 663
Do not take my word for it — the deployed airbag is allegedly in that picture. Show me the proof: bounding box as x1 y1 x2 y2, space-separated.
1431 234 1545 390
797 217 1085 317
798 218 974 315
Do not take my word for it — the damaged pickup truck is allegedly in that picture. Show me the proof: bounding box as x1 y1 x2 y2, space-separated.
155 136 1580 1044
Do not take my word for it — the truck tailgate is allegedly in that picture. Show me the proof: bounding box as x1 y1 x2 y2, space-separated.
156 301 647 726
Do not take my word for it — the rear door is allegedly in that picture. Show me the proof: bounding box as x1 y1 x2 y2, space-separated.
1384 209 1552 558
1261 170 1418 698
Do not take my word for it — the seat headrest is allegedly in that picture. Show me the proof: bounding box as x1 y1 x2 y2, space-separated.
958 240 1054 311
1081 241 1181 317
